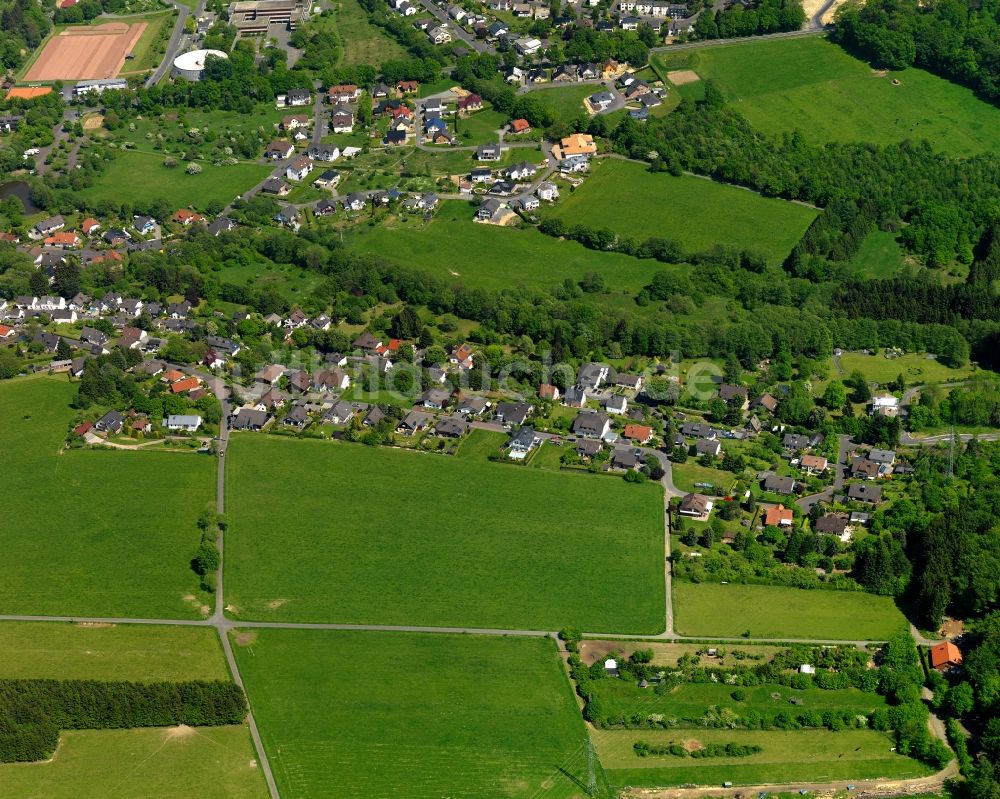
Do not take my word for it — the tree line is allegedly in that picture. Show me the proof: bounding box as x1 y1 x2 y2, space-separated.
0 679 246 762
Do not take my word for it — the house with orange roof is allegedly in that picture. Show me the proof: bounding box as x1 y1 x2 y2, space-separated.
764 504 793 527
929 642 962 672
81 218 101 236
558 133 596 157
162 369 185 383
172 209 206 226
539 383 560 401
170 376 201 394
44 231 81 248
0 324 15 339
450 343 474 369
511 118 531 134
623 423 653 444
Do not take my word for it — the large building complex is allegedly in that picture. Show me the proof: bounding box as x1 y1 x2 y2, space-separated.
228 0 308 37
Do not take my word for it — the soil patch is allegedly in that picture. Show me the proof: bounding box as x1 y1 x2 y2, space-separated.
82 113 104 130
235 631 258 647
25 22 147 81
667 69 700 86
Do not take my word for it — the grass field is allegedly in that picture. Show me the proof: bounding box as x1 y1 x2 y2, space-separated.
78 149 270 210
670 460 738 494
547 159 817 265
326 0 406 66
456 107 507 145
592 727 930 787
345 200 681 295
123 10 177 73
529 85 593 125
0 622 227 681
0 727 268 798
233 629 592 799
224 435 665 631
0 376 215 618
666 37 1000 157
837 351 976 385
844 229 911 279
591 678 889 723
672 582 908 640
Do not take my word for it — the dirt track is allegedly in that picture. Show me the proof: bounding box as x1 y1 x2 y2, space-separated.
25 22 146 81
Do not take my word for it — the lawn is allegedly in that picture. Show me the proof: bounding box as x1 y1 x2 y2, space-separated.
0 727 268 798
672 582 908 640
78 149 270 210
592 727 930 788
454 428 508 461
345 200 679 295
843 229 910 280
214 259 328 303
0 376 216 618
671 37 1000 157
0 622 227 681
528 84 594 125
547 159 817 265
455 107 508 145
122 10 177 74
233 629 592 799
837 351 977 386
326 0 406 66
224 435 665 631
670 460 738 494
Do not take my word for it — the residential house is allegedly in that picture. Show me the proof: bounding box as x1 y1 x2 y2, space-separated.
275 206 300 229
45 231 81 248
616 373 643 392
475 197 509 223
678 492 713 520
506 161 537 182
719 383 749 410
752 393 779 414
929 642 963 673
313 169 342 189
588 90 615 111
450 343 474 369
326 84 359 103
578 362 609 391
558 132 597 156
782 433 812 452
330 108 354 134
363 406 385 426
815 513 849 538
265 140 295 160
95 409 125 434
851 457 881 480
434 415 468 438
576 438 602 459
398 409 433 434
695 438 722 458
762 474 797 495
281 113 311 131
325 400 356 425
510 118 531 134
80 327 109 348
353 331 382 352
286 155 314 181
35 215 65 237
764 504 793 527
172 209 205 226
421 387 452 410
515 37 541 55
231 407 270 431
457 94 484 113
562 386 588 408
573 411 610 440
538 383 560 401
285 88 312 106
309 143 341 162
313 368 349 391
495 401 532 427
428 25 452 44
870 394 900 417
847 483 883 504
475 143 502 161
559 154 590 173
170 377 200 394
536 181 559 202
342 192 368 212
800 454 828 473
605 394 628 415
507 426 540 459
282 406 310 427
262 177 291 196
623 423 653 444
166 414 202 432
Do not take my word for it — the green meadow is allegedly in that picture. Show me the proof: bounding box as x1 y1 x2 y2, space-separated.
0 376 215 618
0 727 268 798
547 159 817 265
667 37 1000 156
233 629 591 799
0 622 227 681
672 582 908 640
224 435 665 632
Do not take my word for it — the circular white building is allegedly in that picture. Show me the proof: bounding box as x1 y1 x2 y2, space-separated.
171 49 228 81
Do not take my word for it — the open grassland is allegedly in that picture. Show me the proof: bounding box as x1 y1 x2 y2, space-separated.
0 377 215 618
844 229 910 279
345 200 674 294
0 622 227 681
547 159 817 265
592 727 930 787
530 84 593 125
323 0 406 66
455 107 507 145
670 460 738 494
591 678 889 722
233 629 592 799
667 37 1000 157
672 582 908 640
837 351 977 385
121 11 176 73
0 727 268 798
225 435 664 631
78 149 270 210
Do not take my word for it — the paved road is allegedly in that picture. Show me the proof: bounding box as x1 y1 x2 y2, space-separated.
795 433 851 512
310 80 325 147
413 0 488 52
146 0 200 88
650 26 826 54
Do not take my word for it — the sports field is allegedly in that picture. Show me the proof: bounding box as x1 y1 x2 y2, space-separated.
592 727 930 787
0 727 268 798
667 37 1000 157
672 582 908 640
0 622 227 681
346 200 683 294
25 22 147 81
78 149 270 211
233 629 591 799
224 435 665 631
0 376 215 618
546 159 817 265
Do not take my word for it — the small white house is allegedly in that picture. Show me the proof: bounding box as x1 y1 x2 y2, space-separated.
799 664 816 675
604 658 619 676
166 414 203 432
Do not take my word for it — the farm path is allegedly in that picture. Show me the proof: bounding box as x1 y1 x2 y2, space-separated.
650 26 826 55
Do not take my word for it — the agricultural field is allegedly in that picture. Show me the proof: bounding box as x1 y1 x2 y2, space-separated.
0 376 216 619
837 351 977 385
77 149 270 211
0 727 268 798
344 200 679 295
672 582 908 640
224 435 665 631
662 37 1000 157
233 629 592 799
0 622 227 681
592 727 930 788
546 159 817 265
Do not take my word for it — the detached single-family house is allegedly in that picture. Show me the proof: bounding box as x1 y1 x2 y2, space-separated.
475 143 502 161
763 474 797 495
507 426 541 459
764 504 793 527
166 414 202 432
573 411 610 440
929 642 963 673
678 492 713 520
95 409 125 434
286 155 314 181
495 401 532 427
265 140 295 160
848 483 883 504
398 409 433 434
623 423 653 444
